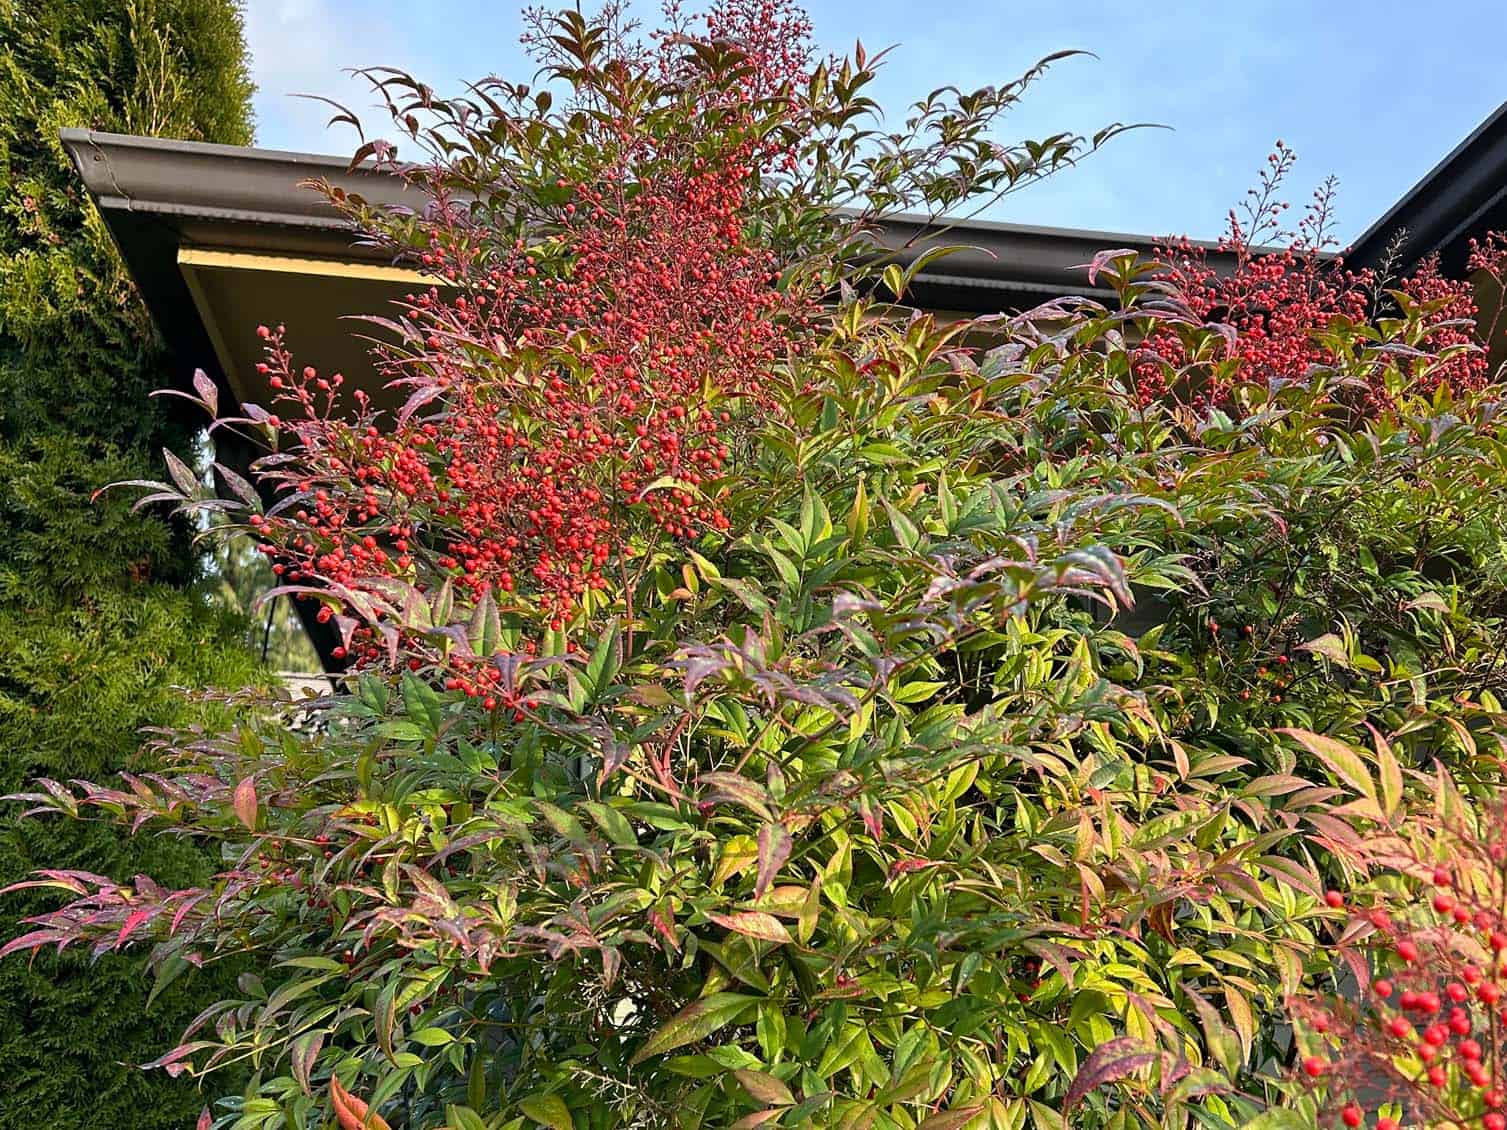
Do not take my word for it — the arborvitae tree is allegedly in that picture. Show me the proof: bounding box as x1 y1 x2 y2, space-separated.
0 2 264 1124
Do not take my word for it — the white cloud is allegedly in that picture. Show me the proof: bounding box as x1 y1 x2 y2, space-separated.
244 0 420 154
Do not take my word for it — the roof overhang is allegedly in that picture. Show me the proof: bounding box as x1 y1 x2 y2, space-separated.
1348 100 1507 275
60 127 1243 420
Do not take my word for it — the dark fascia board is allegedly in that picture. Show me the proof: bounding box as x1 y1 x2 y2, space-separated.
61 127 1243 316
1347 100 1507 276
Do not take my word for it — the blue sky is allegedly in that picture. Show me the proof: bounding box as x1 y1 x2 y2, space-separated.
245 0 1505 244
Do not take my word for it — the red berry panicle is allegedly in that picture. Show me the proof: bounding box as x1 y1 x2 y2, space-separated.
237 0 824 678
1295 796 1507 1128
1134 143 1498 412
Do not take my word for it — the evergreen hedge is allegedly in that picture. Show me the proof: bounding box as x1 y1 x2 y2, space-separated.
0 1 263 1124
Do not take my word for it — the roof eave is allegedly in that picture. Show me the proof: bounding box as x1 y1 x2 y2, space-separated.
1346 100 1507 275
61 127 1244 313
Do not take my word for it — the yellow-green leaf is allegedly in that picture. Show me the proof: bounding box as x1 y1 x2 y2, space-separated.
517 1093 573 1130
630 992 760 1064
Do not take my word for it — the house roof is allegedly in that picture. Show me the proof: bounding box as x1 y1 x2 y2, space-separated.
60 126 1239 419
1347 100 1507 276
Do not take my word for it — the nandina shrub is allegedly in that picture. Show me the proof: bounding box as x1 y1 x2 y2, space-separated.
10 5 1507 1130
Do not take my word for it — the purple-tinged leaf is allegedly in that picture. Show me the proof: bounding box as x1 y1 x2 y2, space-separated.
916 1108 984 1130
629 991 758 1064
699 772 774 819
397 382 446 425
705 911 792 944
733 1069 795 1107
162 448 201 497
1081 248 1141 284
1065 1037 1156 1111
727 1111 785 1130
192 370 219 416
291 1030 323 1096
755 823 792 899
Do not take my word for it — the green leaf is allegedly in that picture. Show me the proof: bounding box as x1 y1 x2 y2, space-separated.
446 1106 489 1130
1278 728 1376 801
630 993 760 1064
402 674 444 736
583 619 620 696
1238 1110 1312 1130
518 1092 574 1130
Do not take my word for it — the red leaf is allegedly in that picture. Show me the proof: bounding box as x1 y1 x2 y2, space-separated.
858 794 884 840
0 928 63 959
116 907 155 947
331 1075 392 1130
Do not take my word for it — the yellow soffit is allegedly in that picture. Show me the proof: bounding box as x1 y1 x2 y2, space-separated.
177 246 448 287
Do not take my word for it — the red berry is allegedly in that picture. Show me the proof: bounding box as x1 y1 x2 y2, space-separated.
1324 890 1345 909
1341 1106 1362 1129
1396 939 1419 962
1301 1055 1326 1078
1487 1115 1506 1130
1374 978 1393 998
1434 865 1453 887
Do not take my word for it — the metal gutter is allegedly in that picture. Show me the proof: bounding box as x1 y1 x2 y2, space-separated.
61 127 414 234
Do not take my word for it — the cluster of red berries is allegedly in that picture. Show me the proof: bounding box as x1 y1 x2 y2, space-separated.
1297 853 1507 1128
1130 147 1489 412
232 7 823 674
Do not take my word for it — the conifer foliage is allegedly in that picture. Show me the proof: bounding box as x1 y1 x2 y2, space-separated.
0 1 260 1125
